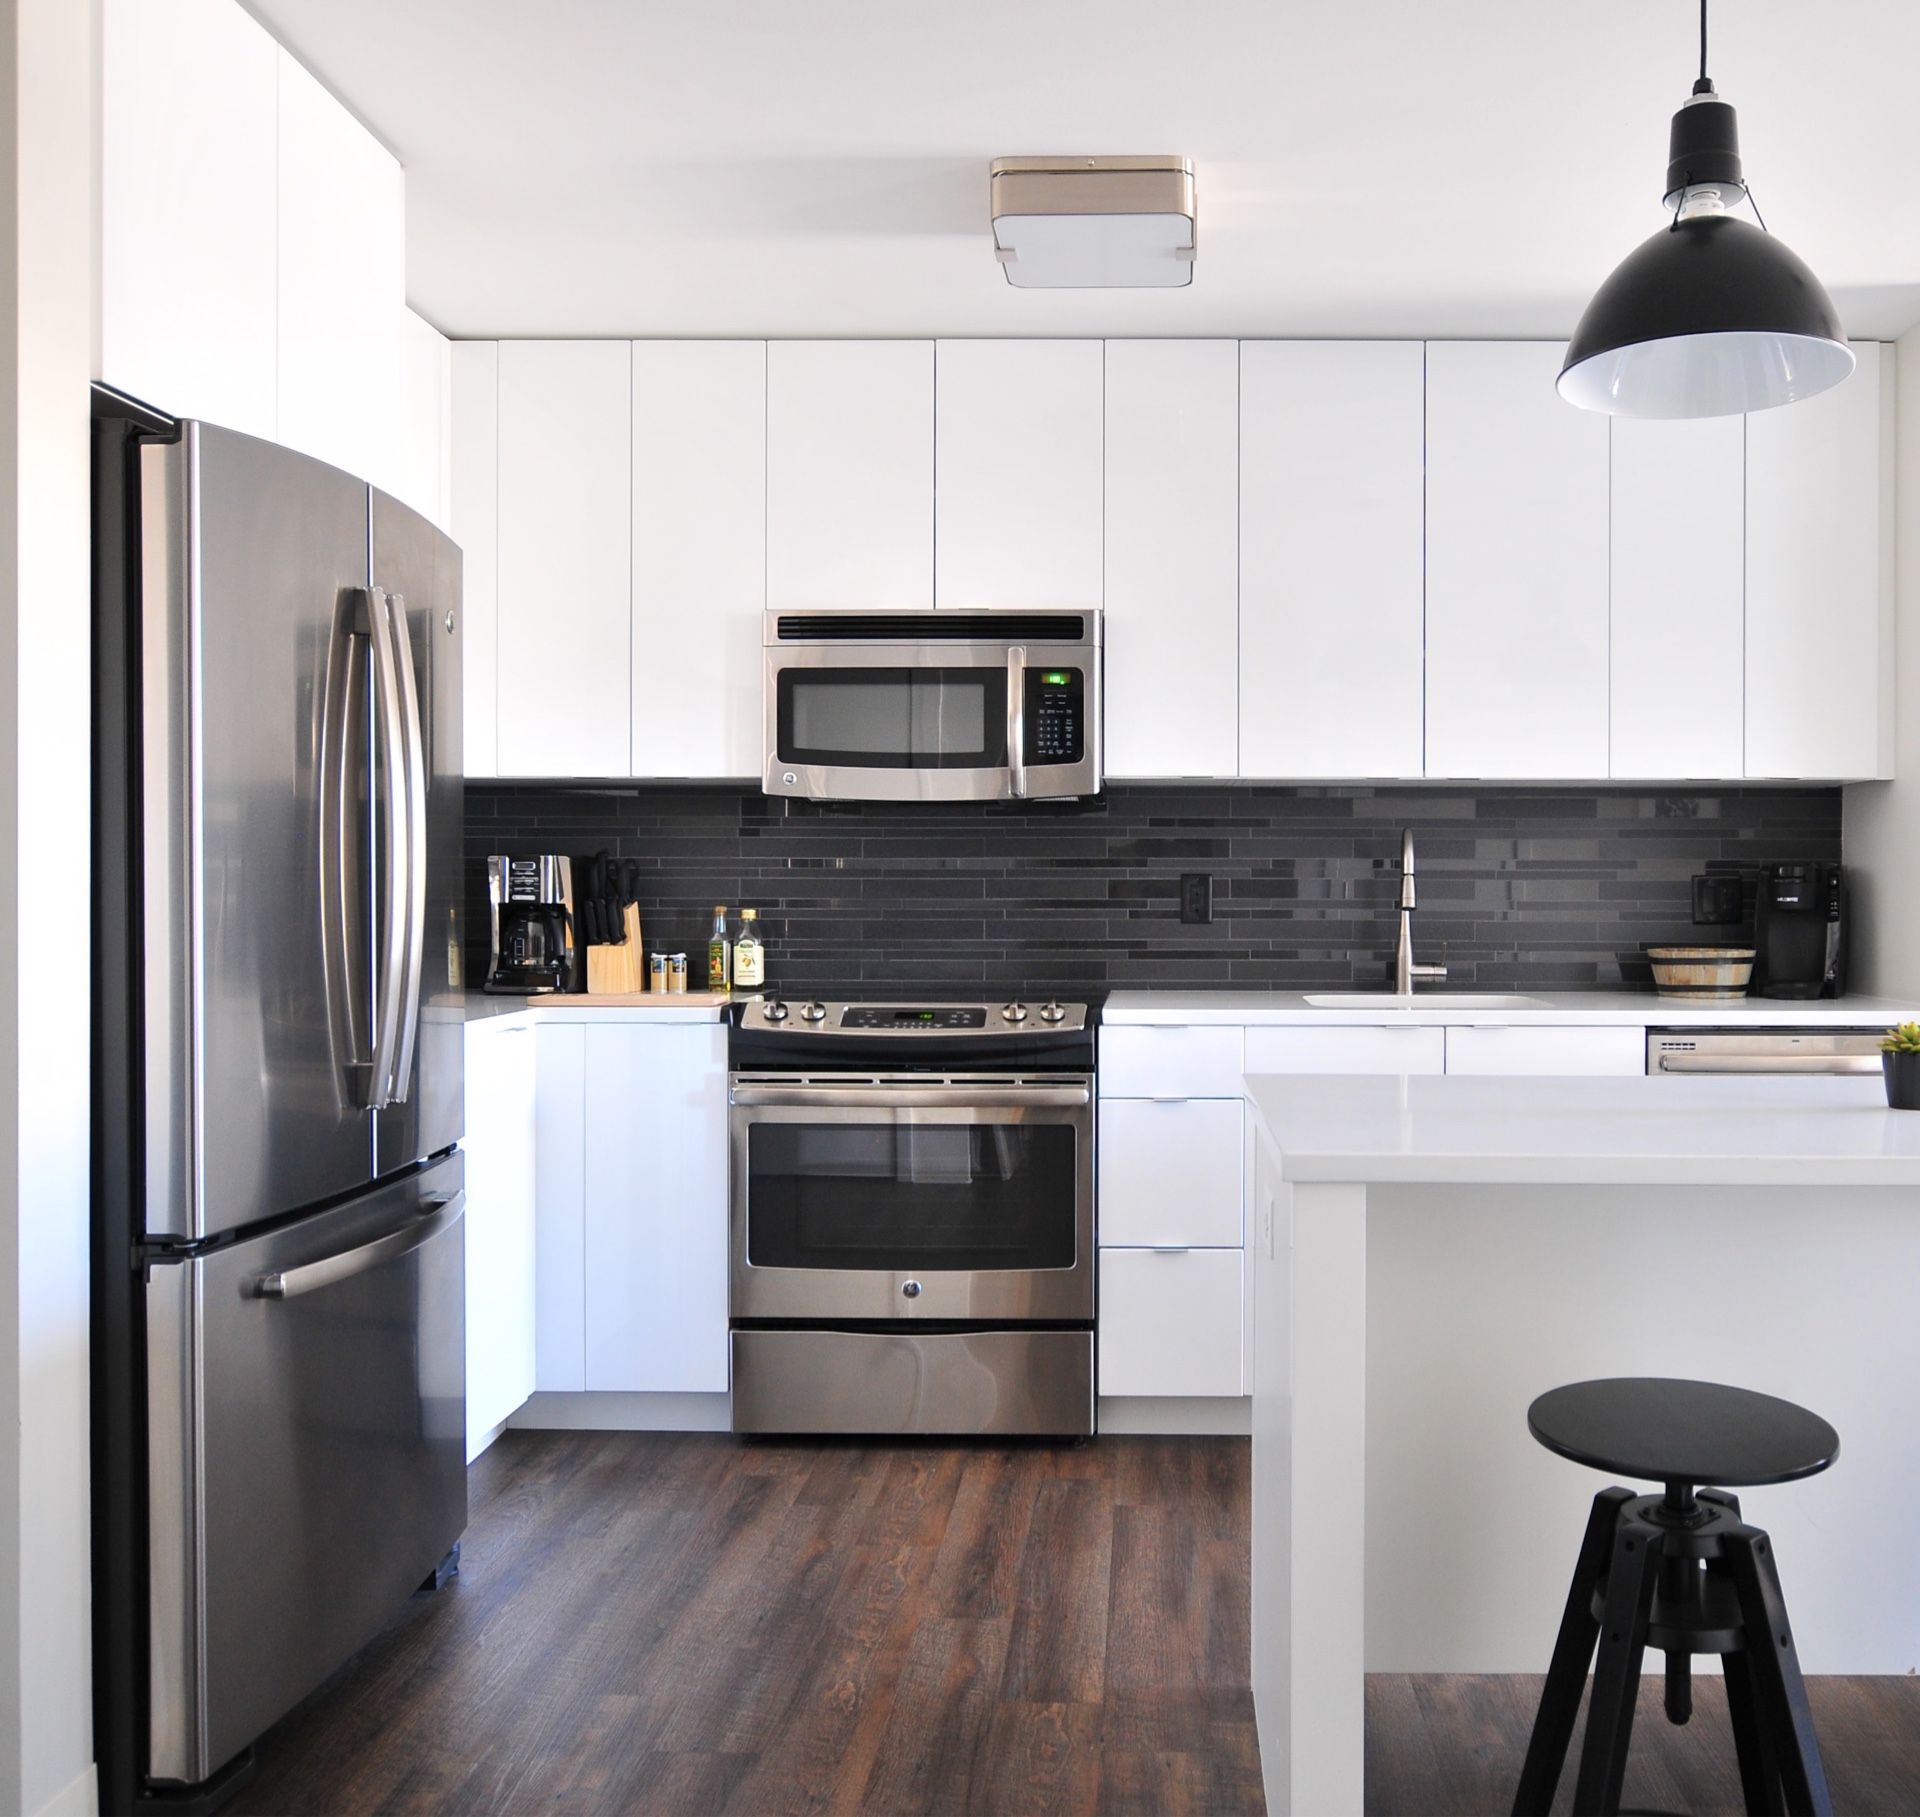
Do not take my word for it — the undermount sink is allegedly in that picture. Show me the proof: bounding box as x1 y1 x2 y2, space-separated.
1302 992 1550 1011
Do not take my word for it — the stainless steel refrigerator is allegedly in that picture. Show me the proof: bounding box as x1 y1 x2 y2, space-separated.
92 391 467 1810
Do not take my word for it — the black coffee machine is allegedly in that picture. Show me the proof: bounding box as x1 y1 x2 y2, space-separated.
485 854 579 993
1753 862 1846 999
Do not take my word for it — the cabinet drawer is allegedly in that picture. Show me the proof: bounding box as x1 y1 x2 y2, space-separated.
1244 1025 1446 1075
1099 1100 1243 1247
1099 1024 1245 1098
1099 1248 1244 1398
1444 1025 1645 1076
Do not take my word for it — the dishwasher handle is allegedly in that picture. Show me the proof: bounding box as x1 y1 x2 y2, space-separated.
1654 1053 1883 1076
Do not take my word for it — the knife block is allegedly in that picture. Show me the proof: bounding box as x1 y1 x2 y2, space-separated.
585 903 645 995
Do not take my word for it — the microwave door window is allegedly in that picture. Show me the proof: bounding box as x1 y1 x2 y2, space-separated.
779 669 1006 768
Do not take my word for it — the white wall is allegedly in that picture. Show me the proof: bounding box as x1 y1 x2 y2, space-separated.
1845 327 1919 995
1 3 99 1815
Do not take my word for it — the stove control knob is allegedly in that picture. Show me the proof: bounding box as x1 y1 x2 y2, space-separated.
762 1000 789 1023
1038 1000 1068 1024
1000 1002 1029 1024
799 1001 829 1023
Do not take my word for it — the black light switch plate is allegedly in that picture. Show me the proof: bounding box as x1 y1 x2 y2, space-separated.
1692 873 1744 926
1180 873 1212 925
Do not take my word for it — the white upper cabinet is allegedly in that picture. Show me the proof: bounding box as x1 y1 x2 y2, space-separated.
632 343 767 779
495 341 632 777
1609 414 1744 779
99 0 278 439
275 50 405 492
1425 343 1611 779
767 341 933 610
1744 343 1893 780
1103 341 1239 779
1240 341 1425 780
393 308 451 529
449 343 499 778
935 340 1104 607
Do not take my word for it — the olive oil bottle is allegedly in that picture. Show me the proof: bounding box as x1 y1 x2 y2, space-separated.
707 905 732 993
734 909 765 989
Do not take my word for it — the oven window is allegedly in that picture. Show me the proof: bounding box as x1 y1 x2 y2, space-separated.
746 1122 1076 1270
776 668 1007 769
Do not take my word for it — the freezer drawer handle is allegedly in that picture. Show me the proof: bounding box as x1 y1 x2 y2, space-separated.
253 1192 464 1300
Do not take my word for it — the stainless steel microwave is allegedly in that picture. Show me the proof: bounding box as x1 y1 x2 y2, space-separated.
762 609 1103 802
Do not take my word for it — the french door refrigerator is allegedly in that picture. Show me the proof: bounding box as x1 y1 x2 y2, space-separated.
92 390 466 1813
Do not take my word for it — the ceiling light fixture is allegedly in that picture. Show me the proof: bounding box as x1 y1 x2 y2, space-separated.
989 156 1195 288
1558 0 1851 418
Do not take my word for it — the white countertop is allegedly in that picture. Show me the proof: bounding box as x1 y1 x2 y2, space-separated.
463 990 730 1027
1103 988 1920 1028
1245 1071 1920 1185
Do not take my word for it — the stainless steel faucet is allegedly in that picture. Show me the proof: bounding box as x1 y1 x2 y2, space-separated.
1393 828 1449 996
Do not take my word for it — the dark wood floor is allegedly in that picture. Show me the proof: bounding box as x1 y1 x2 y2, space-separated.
228 1429 1920 1816
1365 1670 1920 1816
231 1430 1263 1816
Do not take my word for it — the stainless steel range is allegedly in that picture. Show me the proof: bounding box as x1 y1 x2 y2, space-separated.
728 997 1097 1437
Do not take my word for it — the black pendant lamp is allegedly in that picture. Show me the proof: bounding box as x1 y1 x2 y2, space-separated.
1559 0 1852 419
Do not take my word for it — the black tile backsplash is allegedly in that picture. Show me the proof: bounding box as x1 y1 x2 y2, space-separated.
465 783 1841 1000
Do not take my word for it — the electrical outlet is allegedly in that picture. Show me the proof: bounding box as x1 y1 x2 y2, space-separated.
1180 873 1212 925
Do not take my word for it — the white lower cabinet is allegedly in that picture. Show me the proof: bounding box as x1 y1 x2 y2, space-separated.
530 1019 732 1398
1099 1024 1247 1098
463 1021 537 1457
1099 1099 1244 1247
1099 1248 1245 1397
1443 1025 1646 1076
1244 1024 1446 1075
580 1024 730 1393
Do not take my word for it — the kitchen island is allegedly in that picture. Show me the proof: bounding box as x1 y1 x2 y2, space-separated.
1244 1072 1920 1816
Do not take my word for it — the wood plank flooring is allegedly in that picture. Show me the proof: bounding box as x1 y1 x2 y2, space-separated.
1365 1671 1920 1816
229 1431 1263 1816
226 1429 1920 1815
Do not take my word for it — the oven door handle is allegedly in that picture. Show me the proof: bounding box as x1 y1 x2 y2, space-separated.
729 1082 1090 1109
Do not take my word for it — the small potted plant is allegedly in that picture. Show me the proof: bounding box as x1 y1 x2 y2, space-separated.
1881 1023 1920 1109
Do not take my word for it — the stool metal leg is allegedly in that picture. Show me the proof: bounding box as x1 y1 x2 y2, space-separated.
1724 1527 1833 1817
1571 1515 1663 1817
1512 1486 1635 1817
1722 1647 1786 1817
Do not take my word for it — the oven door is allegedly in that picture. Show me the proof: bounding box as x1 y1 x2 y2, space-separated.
763 639 1100 802
729 1075 1094 1322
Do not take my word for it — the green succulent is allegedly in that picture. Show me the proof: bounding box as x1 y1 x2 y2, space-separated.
1881 1022 1920 1054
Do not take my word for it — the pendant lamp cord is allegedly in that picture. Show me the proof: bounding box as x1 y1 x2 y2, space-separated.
1694 0 1714 94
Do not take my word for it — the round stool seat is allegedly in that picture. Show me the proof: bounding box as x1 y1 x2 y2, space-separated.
1527 1377 1838 1488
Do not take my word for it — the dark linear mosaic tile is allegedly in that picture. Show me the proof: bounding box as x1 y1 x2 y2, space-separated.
464 781 1841 1000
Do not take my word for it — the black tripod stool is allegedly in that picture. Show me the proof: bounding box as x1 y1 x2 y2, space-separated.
1511 1377 1838 1817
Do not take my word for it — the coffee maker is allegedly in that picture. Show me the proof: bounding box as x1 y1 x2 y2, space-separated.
1753 862 1846 999
485 855 578 994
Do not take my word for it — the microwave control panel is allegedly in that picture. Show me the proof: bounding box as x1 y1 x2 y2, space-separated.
1025 667 1085 765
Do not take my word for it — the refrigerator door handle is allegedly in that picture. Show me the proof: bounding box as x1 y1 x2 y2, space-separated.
381 589 429 1105
320 590 377 1107
253 1192 465 1300
365 586 412 1110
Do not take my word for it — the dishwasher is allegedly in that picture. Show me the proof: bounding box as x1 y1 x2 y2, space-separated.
1646 1029 1888 1075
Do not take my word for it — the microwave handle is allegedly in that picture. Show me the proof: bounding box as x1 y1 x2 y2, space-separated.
1006 645 1027 799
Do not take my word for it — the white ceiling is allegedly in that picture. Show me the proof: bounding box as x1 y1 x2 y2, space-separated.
246 0 1920 342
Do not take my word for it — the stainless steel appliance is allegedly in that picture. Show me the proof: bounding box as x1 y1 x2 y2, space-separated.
1646 1029 1886 1074
485 854 578 993
92 391 466 1810
728 997 1097 1436
1753 861 1847 999
762 608 1102 802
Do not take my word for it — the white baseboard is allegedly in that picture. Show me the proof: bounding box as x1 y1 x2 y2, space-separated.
31 1764 98 1817
1098 1395 1252 1435
510 1391 733 1433
505 1391 1251 1439
465 1412 516 1462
